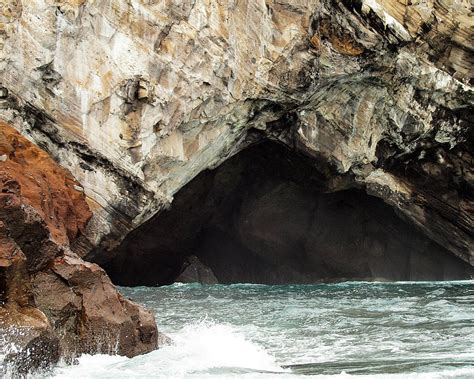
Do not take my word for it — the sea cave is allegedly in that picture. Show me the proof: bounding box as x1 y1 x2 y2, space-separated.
102 140 473 286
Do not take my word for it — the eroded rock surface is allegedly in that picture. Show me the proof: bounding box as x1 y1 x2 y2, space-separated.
32 253 157 358
104 142 474 285
0 122 157 373
0 1 472 273
176 256 219 285
0 224 59 375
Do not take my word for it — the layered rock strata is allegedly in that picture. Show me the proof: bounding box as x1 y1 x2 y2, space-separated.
0 122 157 373
0 1 472 274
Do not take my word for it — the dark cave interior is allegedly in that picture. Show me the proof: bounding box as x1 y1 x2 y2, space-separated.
101 141 474 286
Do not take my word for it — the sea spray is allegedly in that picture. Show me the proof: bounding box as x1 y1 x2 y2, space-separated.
50 281 474 378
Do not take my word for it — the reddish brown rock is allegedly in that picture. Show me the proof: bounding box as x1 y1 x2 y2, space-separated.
0 121 91 246
0 220 59 375
32 253 158 358
0 122 158 372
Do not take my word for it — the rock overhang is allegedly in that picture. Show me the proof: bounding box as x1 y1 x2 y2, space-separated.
0 0 472 271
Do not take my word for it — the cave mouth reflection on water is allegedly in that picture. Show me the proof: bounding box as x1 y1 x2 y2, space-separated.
100 141 474 286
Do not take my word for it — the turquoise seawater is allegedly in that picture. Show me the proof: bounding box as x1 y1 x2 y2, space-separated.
52 281 474 378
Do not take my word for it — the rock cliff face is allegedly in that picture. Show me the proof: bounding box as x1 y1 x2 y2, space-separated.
0 1 472 278
0 122 157 373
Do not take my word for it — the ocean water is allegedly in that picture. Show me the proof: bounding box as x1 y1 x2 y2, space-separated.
49 281 474 378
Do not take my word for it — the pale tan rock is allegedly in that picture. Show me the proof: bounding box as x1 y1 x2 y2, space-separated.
0 1 471 266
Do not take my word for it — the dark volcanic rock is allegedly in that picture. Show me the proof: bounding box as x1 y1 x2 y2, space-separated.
176 255 218 284
4 332 60 376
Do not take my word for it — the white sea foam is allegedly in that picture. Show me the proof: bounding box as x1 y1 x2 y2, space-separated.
5 282 473 378
51 320 284 378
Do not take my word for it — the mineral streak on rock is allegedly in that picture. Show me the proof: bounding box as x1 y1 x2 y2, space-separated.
0 0 472 283
0 122 157 373
0 0 472 371
0 0 471 268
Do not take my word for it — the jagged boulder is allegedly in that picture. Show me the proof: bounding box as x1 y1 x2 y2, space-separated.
33 253 158 358
176 255 219 284
0 122 158 373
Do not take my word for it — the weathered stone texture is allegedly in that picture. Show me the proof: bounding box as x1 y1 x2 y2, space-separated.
0 122 157 373
0 1 472 266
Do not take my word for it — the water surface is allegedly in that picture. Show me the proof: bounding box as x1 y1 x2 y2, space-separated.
52 281 474 378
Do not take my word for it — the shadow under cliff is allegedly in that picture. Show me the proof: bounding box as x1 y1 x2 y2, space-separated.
100 141 474 286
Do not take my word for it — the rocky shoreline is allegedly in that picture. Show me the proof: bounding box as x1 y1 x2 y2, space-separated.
0 122 157 374
0 0 472 374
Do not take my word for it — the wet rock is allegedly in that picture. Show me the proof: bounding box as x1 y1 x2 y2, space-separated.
0 301 58 377
176 256 218 284
157 333 174 348
0 214 59 375
0 122 158 371
5 332 60 376
32 252 158 358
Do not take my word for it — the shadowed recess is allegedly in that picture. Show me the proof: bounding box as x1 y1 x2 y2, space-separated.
101 141 474 286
